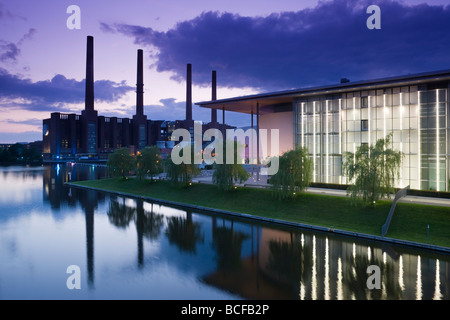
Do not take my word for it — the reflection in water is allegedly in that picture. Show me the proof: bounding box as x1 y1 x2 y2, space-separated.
0 164 449 300
434 260 441 300
166 211 204 254
417 256 422 300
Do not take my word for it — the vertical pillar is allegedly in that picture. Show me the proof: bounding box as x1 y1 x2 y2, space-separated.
85 36 94 112
211 71 217 123
222 106 225 139
257 102 260 181
251 109 254 177
186 64 192 122
136 49 144 117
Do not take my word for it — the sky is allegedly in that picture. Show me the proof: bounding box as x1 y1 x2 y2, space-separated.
0 0 449 143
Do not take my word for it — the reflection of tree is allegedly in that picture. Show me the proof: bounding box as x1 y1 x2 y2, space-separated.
107 197 165 267
212 220 248 271
135 201 164 241
107 198 136 229
266 233 312 291
165 211 204 253
344 249 402 300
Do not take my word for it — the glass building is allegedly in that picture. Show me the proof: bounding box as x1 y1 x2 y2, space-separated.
197 70 450 192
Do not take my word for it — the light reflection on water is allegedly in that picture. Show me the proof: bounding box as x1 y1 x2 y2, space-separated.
0 164 448 300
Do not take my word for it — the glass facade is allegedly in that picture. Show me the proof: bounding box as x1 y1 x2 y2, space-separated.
294 85 449 191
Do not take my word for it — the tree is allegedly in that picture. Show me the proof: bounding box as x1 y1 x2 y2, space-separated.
107 147 135 179
8 143 24 161
165 143 200 187
212 140 250 191
270 146 313 200
0 148 12 163
343 133 403 206
135 145 163 181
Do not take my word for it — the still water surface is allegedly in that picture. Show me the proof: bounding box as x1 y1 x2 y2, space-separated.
0 164 448 300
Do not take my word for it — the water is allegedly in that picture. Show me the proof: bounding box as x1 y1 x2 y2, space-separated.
0 164 448 300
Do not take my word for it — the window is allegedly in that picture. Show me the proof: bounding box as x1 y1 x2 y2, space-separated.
361 96 368 108
361 119 369 131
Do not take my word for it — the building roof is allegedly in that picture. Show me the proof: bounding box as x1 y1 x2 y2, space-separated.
196 69 450 115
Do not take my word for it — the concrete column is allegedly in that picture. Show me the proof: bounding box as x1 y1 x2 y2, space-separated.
257 102 260 181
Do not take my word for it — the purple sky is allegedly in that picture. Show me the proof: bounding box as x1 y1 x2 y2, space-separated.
0 0 449 143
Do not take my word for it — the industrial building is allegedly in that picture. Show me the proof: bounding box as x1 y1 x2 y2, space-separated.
197 70 450 192
43 36 228 161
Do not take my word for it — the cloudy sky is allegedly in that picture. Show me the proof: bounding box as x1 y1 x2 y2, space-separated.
0 0 449 143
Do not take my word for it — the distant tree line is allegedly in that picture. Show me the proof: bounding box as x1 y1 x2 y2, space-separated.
0 143 43 164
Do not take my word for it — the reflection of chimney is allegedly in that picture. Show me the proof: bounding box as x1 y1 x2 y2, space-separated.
85 36 94 112
136 49 144 117
186 63 192 121
211 70 217 123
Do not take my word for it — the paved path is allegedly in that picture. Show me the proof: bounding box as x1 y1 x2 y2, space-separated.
191 171 450 208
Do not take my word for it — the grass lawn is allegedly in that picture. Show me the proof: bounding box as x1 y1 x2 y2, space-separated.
70 177 450 248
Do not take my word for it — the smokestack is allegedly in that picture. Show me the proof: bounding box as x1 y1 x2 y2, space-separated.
136 49 144 116
85 36 94 112
186 63 192 121
211 70 217 123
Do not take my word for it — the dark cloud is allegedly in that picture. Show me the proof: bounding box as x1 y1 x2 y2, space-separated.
0 68 134 112
104 0 450 91
0 41 20 62
0 28 36 62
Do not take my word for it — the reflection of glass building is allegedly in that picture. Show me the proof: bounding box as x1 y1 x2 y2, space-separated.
198 70 450 191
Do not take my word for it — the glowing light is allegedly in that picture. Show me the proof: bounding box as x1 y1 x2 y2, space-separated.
313 101 316 182
433 259 442 300
326 100 329 183
436 89 440 191
416 255 422 300
339 99 342 184
301 102 305 148
418 91 421 188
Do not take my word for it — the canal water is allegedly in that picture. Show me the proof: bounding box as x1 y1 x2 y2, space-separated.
0 164 448 300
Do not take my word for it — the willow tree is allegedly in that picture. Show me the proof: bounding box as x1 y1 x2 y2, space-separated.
343 133 403 206
270 146 313 200
212 140 250 191
165 143 200 187
135 145 163 181
107 147 135 179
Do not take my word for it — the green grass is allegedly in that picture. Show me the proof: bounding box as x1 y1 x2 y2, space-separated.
70 178 450 248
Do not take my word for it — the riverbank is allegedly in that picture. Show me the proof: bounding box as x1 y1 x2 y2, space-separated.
67 178 450 253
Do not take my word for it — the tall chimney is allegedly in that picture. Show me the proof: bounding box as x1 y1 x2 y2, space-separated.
211 70 217 123
186 63 192 121
85 36 94 112
136 49 144 116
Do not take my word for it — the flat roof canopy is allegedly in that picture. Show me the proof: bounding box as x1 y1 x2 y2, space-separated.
196 69 450 115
